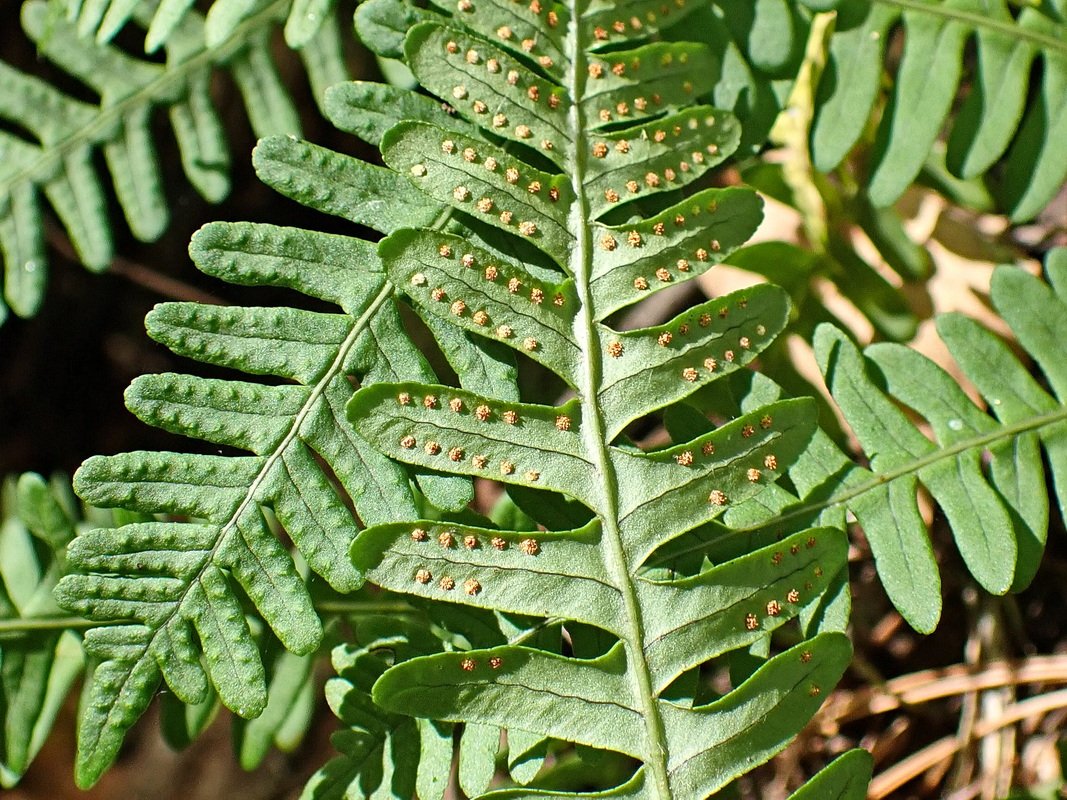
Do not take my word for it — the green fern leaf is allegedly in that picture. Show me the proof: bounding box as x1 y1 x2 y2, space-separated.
0 1 346 321
0 474 88 787
811 0 1067 220
340 4 853 796
710 249 1067 634
786 748 873 799
58 202 523 784
232 630 316 769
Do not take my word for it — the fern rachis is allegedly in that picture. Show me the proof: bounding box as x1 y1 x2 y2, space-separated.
343 3 859 796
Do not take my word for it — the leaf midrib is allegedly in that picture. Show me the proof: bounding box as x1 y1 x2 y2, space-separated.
99 281 394 721
741 404 1067 535
874 0 1067 55
564 7 673 797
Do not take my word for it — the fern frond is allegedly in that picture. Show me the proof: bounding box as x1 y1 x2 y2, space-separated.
787 749 873 799
699 249 1067 635
354 0 841 154
812 0 1067 220
0 474 88 787
337 2 856 796
54 0 336 49
0 0 346 321
56 65 537 781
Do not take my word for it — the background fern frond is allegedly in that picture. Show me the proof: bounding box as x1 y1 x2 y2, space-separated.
696 249 1067 635
811 0 1067 220
52 0 336 49
304 610 565 799
0 0 348 322
0 473 94 787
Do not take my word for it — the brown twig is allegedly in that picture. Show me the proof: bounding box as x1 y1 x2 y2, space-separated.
867 688 1067 798
834 655 1067 722
47 227 226 306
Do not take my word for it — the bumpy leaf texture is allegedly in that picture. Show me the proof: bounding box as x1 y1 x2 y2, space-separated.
340 1 859 796
54 119 525 785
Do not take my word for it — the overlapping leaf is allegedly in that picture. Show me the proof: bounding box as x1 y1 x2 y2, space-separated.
812 0 1067 220
681 250 1067 636
0 0 347 321
54 143 529 783
0 474 87 786
340 2 854 796
53 0 336 50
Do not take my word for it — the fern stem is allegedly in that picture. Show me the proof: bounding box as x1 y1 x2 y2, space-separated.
0 616 113 635
755 405 1067 530
565 10 673 797
48 229 226 305
873 0 1067 56
646 405 1067 568
509 617 566 646
313 600 417 615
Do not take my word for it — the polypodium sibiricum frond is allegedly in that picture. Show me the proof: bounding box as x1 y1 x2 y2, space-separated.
812 0 1067 221
51 132 518 791
0 474 86 788
0 0 348 322
338 0 867 796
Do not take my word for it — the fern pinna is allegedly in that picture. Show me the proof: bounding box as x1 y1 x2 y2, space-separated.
338 1 865 796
